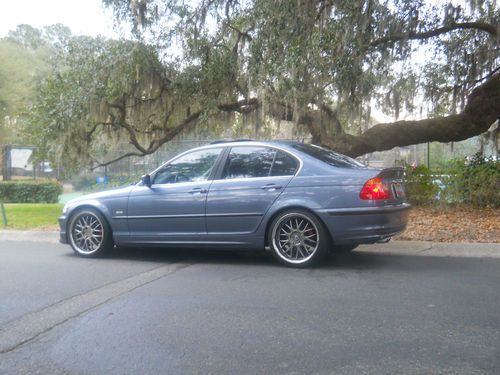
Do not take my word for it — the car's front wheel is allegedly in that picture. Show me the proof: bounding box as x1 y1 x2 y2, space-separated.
269 210 329 267
68 209 113 257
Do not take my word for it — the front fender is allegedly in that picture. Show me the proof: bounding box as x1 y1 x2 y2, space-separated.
65 199 113 221
61 196 130 245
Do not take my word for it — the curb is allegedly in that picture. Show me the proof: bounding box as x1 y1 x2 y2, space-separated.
357 240 500 258
0 230 60 243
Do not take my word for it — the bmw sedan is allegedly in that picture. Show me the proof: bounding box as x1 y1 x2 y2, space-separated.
59 141 410 267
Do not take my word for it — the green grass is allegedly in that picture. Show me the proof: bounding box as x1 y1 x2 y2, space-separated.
1 204 63 230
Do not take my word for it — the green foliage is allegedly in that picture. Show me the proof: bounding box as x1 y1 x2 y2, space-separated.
443 153 500 208
13 1 500 176
403 164 439 205
24 35 200 174
70 175 99 191
0 39 49 119
7 24 45 49
0 181 62 203
404 154 500 208
0 24 70 144
103 0 499 127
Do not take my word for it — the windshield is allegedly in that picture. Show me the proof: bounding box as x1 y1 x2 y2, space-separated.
292 144 366 169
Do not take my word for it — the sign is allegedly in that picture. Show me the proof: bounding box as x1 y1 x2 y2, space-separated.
10 148 33 171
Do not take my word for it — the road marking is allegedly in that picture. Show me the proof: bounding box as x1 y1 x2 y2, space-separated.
0 263 191 354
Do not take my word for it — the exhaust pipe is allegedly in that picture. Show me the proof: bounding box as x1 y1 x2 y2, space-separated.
377 236 391 243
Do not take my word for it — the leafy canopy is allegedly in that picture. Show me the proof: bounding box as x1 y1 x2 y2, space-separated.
23 1 500 172
104 0 499 121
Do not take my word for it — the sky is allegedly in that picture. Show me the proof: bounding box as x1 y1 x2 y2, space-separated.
0 0 119 38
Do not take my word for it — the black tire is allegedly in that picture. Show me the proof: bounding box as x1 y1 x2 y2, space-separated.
68 208 114 258
332 244 359 253
268 209 330 268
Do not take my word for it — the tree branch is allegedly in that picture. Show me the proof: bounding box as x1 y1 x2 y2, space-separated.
94 68 500 168
227 23 253 41
453 65 500 89
315 0 334 21
371 21 499 47
92 98 259 169
218 98 258 113
107 99 148 154
317 72 500 157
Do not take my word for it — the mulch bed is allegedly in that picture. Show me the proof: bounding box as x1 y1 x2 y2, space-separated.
396 205 500 243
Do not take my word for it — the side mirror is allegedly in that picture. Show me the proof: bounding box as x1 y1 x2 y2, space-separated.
141 174 152 187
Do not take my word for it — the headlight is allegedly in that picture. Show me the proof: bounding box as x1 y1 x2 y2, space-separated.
62 203 70 215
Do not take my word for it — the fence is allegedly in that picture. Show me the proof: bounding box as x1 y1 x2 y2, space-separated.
92 138 315 178
90 138 479 179
93 140 213 178
2 135 494 182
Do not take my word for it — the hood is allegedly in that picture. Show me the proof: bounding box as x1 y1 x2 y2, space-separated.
66 185 135 206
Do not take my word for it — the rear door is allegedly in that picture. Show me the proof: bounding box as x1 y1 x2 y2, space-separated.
206 146 299 234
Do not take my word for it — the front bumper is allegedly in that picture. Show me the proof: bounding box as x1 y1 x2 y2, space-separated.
316 203 411 245
59 215 68 244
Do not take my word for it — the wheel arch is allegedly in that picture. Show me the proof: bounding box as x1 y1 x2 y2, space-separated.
263 205 332 247
66 204 114 244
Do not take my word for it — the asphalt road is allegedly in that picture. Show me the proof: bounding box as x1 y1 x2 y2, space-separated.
0 239 499 374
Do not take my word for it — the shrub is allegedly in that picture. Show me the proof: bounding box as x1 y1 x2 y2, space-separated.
70 174 98 191
403 164 439 205
443 153 500 208
0 181 63 203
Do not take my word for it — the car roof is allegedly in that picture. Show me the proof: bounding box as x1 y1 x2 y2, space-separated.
198 140 301 151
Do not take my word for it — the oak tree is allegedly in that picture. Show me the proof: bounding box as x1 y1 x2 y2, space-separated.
28 1 500 169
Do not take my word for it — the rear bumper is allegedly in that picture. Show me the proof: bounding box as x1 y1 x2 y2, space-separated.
316 203 411 245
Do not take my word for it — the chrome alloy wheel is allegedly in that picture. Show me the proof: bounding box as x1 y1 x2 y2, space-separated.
70 211 105 255
272 213 320 264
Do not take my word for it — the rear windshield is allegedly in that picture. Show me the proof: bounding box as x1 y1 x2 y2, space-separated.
292 144 366 169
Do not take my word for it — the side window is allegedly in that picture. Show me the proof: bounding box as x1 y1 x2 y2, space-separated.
270 151 298 176
222 147 276 179
153 148 222 184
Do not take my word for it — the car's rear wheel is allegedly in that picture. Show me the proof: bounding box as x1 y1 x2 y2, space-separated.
68 209 113 257
269 210 329 267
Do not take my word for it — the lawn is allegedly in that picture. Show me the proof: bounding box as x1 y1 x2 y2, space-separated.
1 204 63 230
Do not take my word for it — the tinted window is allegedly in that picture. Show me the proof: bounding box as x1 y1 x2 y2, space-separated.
153 148 222 184
270 151 298 176
292 144 365 169
222 147 276 179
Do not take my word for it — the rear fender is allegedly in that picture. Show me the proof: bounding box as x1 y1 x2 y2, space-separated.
256 196 322 238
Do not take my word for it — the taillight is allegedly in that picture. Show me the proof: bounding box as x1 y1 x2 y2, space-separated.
360 177 391 200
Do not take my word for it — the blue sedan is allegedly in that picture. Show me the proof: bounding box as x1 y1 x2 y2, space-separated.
59 141 410 267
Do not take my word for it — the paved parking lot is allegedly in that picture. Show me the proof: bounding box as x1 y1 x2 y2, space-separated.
1 238 499 374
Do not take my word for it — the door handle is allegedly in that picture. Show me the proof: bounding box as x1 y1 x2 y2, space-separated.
189 188 208 194
260 183 282 191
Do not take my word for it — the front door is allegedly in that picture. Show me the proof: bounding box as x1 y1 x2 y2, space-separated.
127 147 223 243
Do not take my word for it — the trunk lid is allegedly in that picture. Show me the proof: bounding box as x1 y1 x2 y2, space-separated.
376 167 406 203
